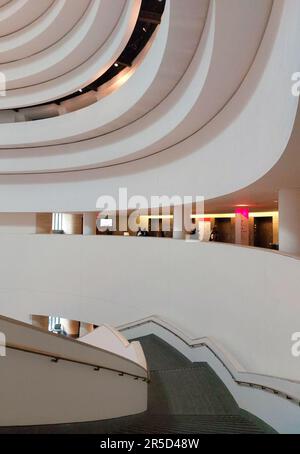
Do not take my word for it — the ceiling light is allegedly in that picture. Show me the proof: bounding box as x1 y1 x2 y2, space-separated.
140 215 173 220
249 212 278 218
192 214 235 219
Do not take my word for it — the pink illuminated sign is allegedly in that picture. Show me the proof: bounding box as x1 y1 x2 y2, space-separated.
235 208 249 219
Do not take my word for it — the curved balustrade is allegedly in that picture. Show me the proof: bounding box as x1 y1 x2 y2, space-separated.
0 234 299 381
1 0 166 122
6 342 149 382
118 316 300 404
0 0 296 183
0 315 148 426
0 234 299 431
117 315 300 434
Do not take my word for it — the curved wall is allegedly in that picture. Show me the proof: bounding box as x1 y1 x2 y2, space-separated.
0 316 147 425
0 235 299 382
0 0 299 213
0 0 140 107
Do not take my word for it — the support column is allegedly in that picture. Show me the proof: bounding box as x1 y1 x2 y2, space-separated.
83 212 96 235
235 208 249 246
273 212 279 246
151 218 160 237
173 206 184 239
279 189 300 255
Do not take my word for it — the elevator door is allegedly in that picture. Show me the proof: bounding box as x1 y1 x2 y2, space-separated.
214 218 233 243
254 217 273 249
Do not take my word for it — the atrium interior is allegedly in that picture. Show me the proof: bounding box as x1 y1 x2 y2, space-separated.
0 0 300 439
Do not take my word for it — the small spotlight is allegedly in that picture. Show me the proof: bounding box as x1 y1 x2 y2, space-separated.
114 63 119 68
143 27 147 32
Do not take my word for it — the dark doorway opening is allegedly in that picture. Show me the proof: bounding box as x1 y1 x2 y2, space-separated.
254 217 273 249
214 218 233 243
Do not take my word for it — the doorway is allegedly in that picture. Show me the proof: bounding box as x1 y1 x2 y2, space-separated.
254 217 273 249
214 218 233 243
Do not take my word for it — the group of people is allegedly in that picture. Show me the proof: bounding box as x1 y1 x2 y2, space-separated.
190 226 219 241
136 227 149 237
136 226 220 241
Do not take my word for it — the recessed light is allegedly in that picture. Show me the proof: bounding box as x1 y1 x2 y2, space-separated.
114 63 119 68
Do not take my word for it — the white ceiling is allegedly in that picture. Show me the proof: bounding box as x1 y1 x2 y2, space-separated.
0 0 299 213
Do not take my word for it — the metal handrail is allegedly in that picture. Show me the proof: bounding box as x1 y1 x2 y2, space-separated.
6 342 149 383
119 318 300 406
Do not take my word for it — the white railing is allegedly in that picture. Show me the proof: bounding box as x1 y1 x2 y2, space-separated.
118 315 300 406
0 315 148 426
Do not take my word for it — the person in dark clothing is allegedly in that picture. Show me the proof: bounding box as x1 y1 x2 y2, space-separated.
209 226 219 242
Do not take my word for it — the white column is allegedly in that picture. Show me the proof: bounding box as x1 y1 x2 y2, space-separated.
279 189 300 255
0 110 16 123
200 219 212 242
151 218 160 236
83 212 95 235
235 209 249 245
173 206 184 239
273 212 279 245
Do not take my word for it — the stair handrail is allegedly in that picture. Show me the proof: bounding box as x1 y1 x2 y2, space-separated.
117 316 300 406
6 342 150 383
0 314 149 379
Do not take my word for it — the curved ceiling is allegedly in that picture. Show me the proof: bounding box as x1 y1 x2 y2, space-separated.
0 0 141 107
0 0 299 213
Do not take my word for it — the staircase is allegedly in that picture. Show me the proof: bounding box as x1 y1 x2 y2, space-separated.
0 335 276 434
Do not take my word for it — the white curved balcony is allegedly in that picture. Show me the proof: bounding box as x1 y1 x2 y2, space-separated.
0 314 148 426
0 0 298 216
0 234 298 382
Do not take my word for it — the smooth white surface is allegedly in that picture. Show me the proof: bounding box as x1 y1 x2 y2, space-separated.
83 212 95 235
0 0 140 107
79 325 147 367
0 213 36 233
279 189 300 255
0 235 299 382
0 315 147 426
0 0 298 213
0 1 88 63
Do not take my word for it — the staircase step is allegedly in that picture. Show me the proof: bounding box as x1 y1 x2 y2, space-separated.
0 414 272 435
135 335 191 370
107 415 271 435
148 365 239 415
0 334 276 434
